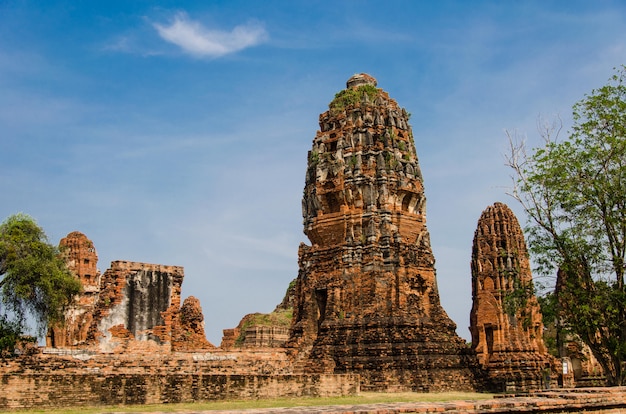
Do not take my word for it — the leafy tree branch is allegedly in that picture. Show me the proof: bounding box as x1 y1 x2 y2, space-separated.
505 66 626 386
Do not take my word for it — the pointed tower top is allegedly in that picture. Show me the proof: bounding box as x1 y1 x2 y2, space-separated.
346 73 377 89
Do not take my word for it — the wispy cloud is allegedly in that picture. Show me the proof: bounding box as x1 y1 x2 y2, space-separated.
102 35 134 53
153 12 268 58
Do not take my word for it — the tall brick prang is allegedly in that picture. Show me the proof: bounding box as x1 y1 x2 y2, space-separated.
288 74 477 391
470 202 553 391
47 231 101 348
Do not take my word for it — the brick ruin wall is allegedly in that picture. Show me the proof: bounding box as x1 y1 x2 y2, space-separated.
86 260 202 353
0 352 358 409
221 314 291 350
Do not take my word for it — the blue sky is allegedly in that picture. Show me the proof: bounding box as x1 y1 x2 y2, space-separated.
2 1 625 344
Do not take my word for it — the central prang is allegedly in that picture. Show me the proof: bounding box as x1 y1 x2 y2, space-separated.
288 74 477 391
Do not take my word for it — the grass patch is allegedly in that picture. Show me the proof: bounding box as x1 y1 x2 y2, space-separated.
1 391 495 413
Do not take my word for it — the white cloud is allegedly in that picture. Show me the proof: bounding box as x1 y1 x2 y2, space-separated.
153 12 267 58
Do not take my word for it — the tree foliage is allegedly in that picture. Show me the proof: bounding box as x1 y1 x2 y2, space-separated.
0 213 81 353
506 66 626 385
0 315 22 357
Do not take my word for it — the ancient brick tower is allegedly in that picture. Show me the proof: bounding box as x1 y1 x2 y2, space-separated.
470 202 553 391
288 74 477 390
47 231 101 347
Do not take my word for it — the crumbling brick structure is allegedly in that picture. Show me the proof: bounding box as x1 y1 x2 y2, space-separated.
470 202 554 391
47 231 101 348
172 296 215 352
86 260 184 352
221 314 291 350
221 280 295 350
287 74 478 391
48 232 214 353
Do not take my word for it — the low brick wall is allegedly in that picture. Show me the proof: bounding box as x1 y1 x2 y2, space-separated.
0 372 358 409
0 351 359 410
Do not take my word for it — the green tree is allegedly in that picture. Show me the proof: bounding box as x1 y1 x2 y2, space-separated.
0 213 81 354
505 66 626 386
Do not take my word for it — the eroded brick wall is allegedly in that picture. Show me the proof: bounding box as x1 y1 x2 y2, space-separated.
0 352 358 409
87 261 184 352
0 372 358 409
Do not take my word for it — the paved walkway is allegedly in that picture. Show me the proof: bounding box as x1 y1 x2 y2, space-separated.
113 387 626 414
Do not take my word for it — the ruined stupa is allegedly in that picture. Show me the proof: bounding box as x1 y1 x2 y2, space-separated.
470 202 553 390
288 74 477 390
47 231 101 347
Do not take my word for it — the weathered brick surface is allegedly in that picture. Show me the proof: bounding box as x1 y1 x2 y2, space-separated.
8 77 623 412
221 314 291 350
0 351 358 409
222 285 295 350
561 338 605 385
85 260 184 352
287 74 479 391
469 203 554 391
221 328 239 349
0 373 357 409
48 233 217 354
242 326 290 348
172 296 216 351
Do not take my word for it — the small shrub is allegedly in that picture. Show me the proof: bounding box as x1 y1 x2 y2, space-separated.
309 150 319 164
329 84 379 114
349 155 357 167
